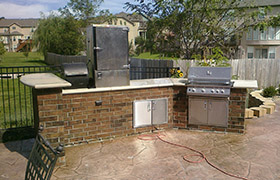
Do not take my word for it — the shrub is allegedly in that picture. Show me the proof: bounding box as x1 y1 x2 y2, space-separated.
262 86 277 97
278 84 280 95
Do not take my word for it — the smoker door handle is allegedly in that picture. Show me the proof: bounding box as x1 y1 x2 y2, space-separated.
94 47 103 51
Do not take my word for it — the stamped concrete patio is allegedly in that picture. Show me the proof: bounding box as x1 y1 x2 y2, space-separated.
1 99 280 180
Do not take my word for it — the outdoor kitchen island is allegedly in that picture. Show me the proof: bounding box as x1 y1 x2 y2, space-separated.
20 73 257 166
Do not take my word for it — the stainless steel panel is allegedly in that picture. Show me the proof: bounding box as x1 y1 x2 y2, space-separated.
187 86 230 97
94 26 129 70
133 100 152 128
62 63 88 76
208 99 228 127
189 97 208 125
188 67 232 79
94 70 129 87
152 98 168 125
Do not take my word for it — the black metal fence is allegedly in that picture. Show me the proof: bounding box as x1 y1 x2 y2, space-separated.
130 58 174 80
0 66 61 130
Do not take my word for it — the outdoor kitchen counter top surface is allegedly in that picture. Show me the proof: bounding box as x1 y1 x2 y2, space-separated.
231 80 258 89
20 73 72 89
62 78 258 95
20 73 257 93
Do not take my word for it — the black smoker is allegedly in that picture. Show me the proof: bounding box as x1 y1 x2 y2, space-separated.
186 67 233 127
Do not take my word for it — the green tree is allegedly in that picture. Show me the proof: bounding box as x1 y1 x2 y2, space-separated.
33 14 84 57
0 42 5 56
126 0 269 59
59 0 104 27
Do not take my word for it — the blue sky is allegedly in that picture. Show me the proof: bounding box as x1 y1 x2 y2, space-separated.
0 0 133 18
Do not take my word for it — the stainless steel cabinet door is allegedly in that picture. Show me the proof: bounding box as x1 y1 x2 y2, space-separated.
208 99 228 127
152 98 168 125
133 100 152 128
189 97 208 125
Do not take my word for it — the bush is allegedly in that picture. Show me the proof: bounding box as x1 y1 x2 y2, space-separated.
262 86 277 97
278 84 280 95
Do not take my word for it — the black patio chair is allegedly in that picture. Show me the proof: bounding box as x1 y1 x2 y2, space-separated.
25 127 63 180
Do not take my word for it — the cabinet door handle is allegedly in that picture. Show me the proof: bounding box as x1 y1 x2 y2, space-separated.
204 101 207 110
147 103 151 112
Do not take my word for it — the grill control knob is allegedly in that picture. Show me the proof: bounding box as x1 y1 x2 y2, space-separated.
192 88 196 92
201 89 205 93
216 89 220 93
211 89 215 93
221 89 225 93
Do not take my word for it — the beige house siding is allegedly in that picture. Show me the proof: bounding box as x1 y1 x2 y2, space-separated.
0 19 38 52
238 4 280 59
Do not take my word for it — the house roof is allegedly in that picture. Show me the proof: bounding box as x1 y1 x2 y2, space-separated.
253 0 280 7
115 12 147 23
240 0 280 7
0 18 39 28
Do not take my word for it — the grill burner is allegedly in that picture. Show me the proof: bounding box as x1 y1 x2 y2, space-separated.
187 67 232 97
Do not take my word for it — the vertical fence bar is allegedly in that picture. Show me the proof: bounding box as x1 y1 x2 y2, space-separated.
12 67 17 127
23 68 28 126
18 67 23 127
6 67 12 128
0 68 7 129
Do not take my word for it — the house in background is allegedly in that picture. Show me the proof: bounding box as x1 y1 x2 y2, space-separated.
104 12 147 49
0 18 38 52
239 0 280 59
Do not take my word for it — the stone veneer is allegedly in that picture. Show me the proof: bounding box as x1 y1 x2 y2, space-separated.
34 86 247 166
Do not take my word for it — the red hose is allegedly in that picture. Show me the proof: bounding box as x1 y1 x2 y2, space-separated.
138 133 249 180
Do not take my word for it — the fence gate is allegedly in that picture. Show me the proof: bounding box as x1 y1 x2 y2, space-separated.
0 66 61 130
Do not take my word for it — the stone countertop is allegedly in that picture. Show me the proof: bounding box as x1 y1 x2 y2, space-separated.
231 80 258 89
20 73 258 93
63 78 258 95
20 73 71 89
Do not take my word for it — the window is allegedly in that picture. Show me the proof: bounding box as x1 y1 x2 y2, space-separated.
258 8 265 20
276 27 280 40
260 29 267 40
13 37 16 41
31 28 34 32
268 27 275 40
12 26 16 30
255 48 268 59
247 46 254 59
269 47 276 59
246 27 253 40
124 21 126 26
253 28 259 40
120 20 122 25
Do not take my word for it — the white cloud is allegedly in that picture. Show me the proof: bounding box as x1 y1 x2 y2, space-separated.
0 2 49 18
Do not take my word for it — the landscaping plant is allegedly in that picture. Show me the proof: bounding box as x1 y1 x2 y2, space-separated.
262 86 277 97
170 68 183 78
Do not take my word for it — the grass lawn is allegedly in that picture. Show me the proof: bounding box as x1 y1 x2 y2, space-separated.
0 78 33 129
133 52 179 60
0 52 46 67
0 52 45 130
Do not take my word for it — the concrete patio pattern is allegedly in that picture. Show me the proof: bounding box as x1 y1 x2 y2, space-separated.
1 100 280 180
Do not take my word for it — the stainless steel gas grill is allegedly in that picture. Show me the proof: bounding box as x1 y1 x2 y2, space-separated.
187 67 233 127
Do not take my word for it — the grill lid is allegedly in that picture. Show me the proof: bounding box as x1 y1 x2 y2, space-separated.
62 62 88 76
187 67 231 85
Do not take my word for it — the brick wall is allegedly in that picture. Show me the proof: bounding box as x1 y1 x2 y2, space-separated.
228 88 247 133
36 87 174 146
173 87 187 128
